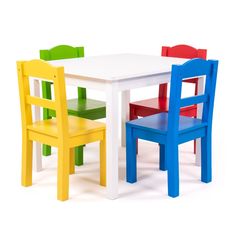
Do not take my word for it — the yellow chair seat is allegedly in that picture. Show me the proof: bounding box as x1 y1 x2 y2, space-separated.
27 116 105 137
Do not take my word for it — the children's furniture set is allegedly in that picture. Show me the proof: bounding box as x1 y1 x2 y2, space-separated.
17 45 218 201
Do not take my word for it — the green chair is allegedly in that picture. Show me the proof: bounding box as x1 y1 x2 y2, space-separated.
40 45 106 166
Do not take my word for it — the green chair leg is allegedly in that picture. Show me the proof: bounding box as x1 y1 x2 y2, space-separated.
42 81 52 156
43 144 51 156
75 146 84 166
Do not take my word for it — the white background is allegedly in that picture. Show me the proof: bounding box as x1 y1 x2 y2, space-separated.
0 0 235 235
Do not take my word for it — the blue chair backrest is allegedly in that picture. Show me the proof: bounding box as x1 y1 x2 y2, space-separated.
168 58 218 135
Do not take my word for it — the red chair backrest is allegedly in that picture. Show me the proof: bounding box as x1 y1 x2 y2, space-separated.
159 44 207 98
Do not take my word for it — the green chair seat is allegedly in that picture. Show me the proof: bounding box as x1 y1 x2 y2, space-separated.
49 98 106 120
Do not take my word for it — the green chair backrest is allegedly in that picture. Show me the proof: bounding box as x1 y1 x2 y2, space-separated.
40 45 86 99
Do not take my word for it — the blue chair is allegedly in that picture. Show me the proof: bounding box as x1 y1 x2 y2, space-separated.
126 58 218 197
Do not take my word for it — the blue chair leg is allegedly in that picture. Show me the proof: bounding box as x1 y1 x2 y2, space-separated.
167 142 179 197
159 144 167 171
126 126 137 183
201 133 212 183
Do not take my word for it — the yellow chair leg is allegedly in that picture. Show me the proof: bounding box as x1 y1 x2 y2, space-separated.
70 148 75 175
57 145 70 201
21 133 33 187
100 131 106 186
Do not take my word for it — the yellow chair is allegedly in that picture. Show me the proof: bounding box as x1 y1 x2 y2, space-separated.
17 59 106 201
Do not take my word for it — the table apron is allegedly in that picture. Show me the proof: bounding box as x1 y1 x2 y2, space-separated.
65 72 171 92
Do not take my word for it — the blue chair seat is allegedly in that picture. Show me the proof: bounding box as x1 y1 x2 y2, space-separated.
127 113 207 135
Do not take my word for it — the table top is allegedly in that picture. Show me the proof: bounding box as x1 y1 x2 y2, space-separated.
49 54 188 81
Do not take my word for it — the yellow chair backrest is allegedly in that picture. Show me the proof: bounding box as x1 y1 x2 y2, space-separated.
17 59 69 139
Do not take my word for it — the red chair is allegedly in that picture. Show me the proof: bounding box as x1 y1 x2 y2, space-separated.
129 45 207 153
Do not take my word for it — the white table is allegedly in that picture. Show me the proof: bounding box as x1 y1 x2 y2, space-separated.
33 54 202 199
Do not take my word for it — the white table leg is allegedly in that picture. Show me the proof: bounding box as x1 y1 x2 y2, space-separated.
33 79 42 171
196 76 204 166
121 90 130 147
106 83 119 199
